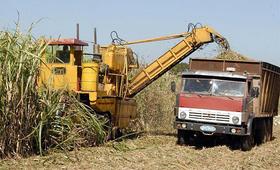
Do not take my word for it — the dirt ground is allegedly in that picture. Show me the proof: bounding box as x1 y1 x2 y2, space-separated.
1 125 280 170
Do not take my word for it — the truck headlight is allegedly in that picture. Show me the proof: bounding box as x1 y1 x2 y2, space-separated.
232 116 239 124
179 111 187 119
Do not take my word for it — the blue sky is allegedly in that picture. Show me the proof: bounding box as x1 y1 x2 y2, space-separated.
0 0 279 65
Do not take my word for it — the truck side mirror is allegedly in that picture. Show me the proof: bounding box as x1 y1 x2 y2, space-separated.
251 87 259 98
171 81 176 92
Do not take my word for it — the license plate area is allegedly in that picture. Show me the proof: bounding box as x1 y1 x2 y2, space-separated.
200 125 216 132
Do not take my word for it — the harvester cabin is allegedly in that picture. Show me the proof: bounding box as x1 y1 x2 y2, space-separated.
39 38 88 91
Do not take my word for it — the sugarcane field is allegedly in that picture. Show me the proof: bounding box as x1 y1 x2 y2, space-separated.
0 1 280 170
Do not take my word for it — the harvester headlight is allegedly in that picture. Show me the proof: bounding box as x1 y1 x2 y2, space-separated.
179 111 187 119
232 116 239 124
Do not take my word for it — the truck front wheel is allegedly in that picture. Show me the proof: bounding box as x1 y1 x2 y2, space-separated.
177 129 186 145
241 134 254 151
177 129 193 145
241 119 256 151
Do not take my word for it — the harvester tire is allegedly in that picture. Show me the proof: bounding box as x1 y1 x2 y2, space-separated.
102 112 112 141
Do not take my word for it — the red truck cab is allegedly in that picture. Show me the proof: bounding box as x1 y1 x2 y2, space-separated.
175 71 252 136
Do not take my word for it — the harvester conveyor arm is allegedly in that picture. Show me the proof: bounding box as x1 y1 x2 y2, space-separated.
126 26 229 97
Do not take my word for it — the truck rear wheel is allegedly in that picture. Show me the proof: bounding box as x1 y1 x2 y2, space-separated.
266 117 273 141
255 119 267 145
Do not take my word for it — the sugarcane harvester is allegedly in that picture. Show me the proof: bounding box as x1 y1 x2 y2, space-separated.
39 25 229 137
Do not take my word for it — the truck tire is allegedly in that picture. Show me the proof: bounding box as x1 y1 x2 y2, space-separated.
177 129 186 145
266 117 273 141
241 120 255 151
241 134 254 151
255 119 267 145
177 130 194 146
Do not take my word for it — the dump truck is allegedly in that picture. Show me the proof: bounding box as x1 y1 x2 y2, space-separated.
39 24 229 138
174 58 280 150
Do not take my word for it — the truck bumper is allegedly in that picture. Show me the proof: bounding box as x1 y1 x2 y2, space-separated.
175 121 247 136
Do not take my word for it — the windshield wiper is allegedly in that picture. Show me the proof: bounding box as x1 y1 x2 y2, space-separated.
197 94 202 98
226 96 234 100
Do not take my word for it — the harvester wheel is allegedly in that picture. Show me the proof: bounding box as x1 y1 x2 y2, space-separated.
102 112 112 141
111 127 123 140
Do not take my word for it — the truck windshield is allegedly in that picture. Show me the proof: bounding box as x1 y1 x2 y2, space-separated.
182 79 212 94
182 78 245 97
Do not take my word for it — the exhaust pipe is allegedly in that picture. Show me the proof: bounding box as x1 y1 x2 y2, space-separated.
76 23 80 40
93 27 100 54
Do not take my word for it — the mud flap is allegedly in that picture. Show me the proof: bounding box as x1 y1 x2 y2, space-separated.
246 115 254 135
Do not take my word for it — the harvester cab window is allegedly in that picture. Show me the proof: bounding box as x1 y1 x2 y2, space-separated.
55 45 70 63
46 45 71 63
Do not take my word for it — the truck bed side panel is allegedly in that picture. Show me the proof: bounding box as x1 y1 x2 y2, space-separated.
259 63 280 117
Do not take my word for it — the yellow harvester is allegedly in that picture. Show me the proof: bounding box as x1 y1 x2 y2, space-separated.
39 25 229 137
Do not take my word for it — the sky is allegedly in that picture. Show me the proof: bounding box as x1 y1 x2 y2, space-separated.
0 0 279 65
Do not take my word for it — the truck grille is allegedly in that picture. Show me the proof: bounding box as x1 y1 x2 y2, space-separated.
189 112 230 123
